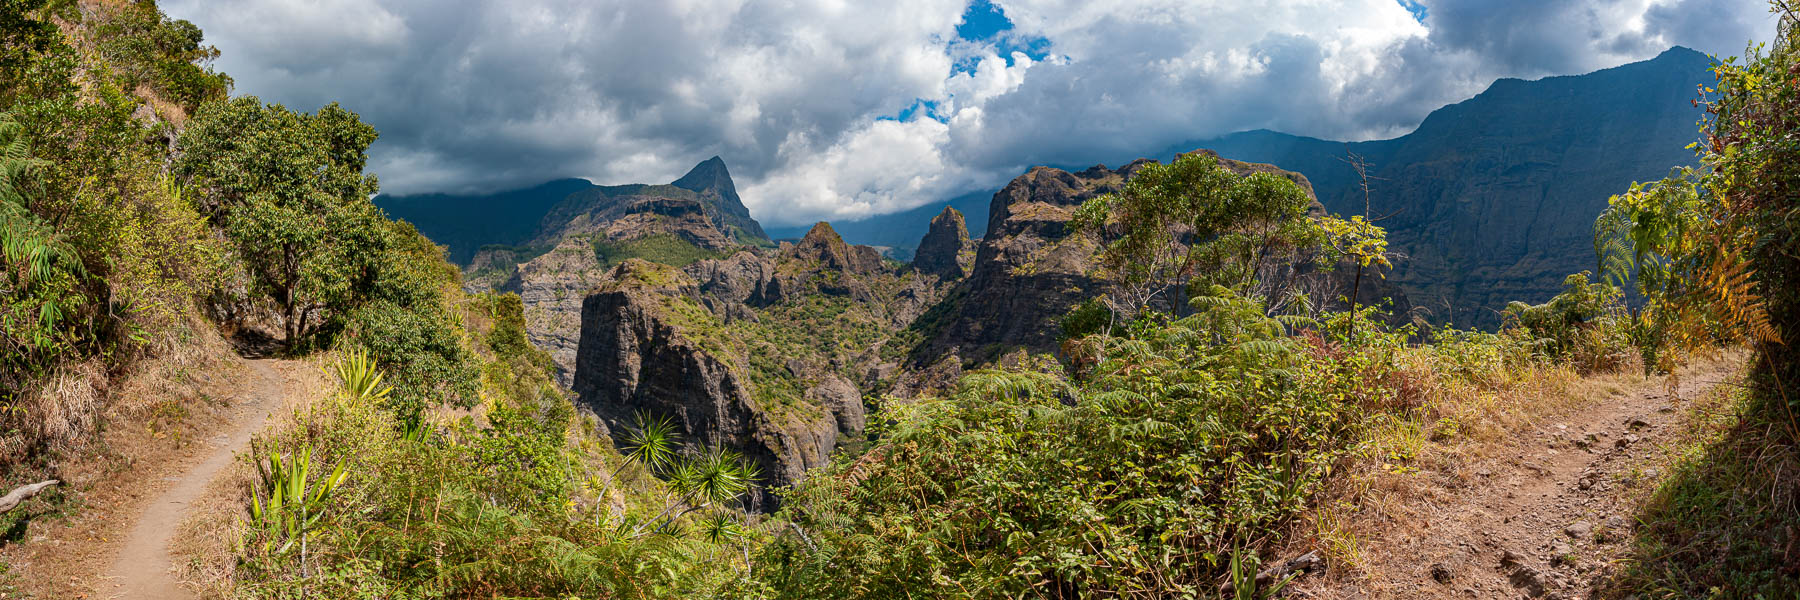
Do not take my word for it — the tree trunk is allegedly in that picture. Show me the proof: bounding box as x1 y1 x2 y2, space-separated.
1349 264 1364 340
0 480 59 513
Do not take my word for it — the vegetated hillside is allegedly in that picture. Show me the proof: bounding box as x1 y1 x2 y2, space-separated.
888 151 1410 394
374 178 593 264
571 223 953 508
464 157 780 386
377 156 767 267
9 0 1787 596
517 149 1400 509
1193 46 1711 325
0 2 766 597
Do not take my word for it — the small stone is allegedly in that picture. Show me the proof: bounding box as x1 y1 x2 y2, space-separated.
1566 521 1593 539
1431 563 1454 583
1628 417 1652 430
1549 543 1575 565
1577 478 1593 490
1643 467 1662 480
1508 565 1551 597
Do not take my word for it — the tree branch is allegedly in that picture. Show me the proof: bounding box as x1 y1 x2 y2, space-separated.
0 480 59 514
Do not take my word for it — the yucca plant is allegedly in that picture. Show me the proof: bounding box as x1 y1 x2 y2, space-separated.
636 446 759 536
250 443 349 573
330 347 391 404
619 411 680 475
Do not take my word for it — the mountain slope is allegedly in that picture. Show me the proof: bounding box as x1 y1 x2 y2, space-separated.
375 178 593 264
1192 46 1712 324
375 157 769 265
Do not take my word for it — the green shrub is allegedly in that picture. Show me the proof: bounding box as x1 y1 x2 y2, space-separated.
1503 272 1634 373
758 288 1373 598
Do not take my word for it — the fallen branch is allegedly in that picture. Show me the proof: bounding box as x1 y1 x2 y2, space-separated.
0 480 60 514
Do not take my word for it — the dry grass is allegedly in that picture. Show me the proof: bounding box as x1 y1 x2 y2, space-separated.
170 440 254 600
169 358 332 598
0 324 243 598
1280 347 1745 597
1289 347 1725 574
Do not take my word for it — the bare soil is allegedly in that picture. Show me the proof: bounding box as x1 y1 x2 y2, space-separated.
1297 354 1744 600
0 356 311 599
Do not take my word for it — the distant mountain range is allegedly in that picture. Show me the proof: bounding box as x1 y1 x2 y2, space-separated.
820 46 1710 324
380 46 1711 325
376 157 765 265
1190 46 1709 325
764 190 992 259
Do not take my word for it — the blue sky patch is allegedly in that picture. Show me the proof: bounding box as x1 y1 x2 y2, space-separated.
953 0 1051 74
1396 0 1427 23
878 99 945 123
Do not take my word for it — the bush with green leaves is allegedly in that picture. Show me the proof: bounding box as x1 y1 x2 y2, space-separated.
755 288 1381 598
82 0 232 111
1503 272 1634 373
175 97 389 344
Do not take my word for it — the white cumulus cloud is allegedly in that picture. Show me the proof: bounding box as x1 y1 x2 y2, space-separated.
162 0 1779 226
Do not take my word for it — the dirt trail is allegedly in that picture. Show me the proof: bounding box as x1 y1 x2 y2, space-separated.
104 359 286 599
1317 356 1742 599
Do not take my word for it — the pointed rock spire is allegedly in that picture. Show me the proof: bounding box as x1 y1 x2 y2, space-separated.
913 206 969 279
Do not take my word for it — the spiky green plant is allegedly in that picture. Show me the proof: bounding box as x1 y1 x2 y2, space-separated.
637 446 759 536
250 444 349 569
620 411 679 474
331 347 391 404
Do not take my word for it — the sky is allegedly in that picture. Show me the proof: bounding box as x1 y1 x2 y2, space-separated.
161 0 1780 227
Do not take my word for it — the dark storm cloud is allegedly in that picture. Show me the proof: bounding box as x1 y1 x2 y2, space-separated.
161 0 1778 226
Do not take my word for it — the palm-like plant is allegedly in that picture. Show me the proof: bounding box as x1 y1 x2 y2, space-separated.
636 446 759 536
249 443 350 574
331 347 391 404
620 411 679 474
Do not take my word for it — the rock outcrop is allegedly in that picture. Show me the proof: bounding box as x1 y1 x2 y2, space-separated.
891 151 1409 395
571 262 842 510
569 226 953 507
912 207 971 279
470 158 776 382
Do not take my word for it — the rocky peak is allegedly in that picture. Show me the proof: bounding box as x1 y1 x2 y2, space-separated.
671 156 734 197
785 222 885 276
670 156 768 242
913 206 969 279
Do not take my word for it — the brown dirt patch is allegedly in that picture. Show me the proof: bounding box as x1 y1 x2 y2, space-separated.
0 355 323 599
1292 353 1745 599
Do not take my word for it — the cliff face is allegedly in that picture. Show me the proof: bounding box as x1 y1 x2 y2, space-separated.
1199 47 1710 325
467 158 774 383
891 151 1407 393
569 225 953 506
912 207 971 279
571 262 844 510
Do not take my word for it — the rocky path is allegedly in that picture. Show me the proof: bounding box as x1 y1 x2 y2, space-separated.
103 359 287 599
1320 356 1742 599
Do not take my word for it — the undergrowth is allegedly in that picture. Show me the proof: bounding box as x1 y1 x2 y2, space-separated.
1610 384 1800 597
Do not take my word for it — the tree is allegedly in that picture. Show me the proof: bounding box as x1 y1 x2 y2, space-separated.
1070 152 1327 323
175 98 382 344
1319 214 1391 337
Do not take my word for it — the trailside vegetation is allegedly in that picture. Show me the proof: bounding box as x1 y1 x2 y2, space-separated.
1597 4 1799 595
